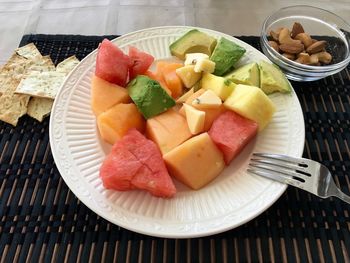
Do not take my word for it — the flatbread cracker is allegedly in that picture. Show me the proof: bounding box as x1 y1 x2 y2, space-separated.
0 78 30 126
56 56 79 74
15 71 66 99
16 43 42 60
27 55 55 72
27 97 53 122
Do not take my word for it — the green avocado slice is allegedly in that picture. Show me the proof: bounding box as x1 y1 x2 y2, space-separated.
169 29 217 60
127 75 175 119
258 60 292 94
210 37 246 76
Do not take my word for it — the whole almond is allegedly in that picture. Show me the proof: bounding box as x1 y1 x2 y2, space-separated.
306 40 327 54
280 42 305 54
291 22 305 38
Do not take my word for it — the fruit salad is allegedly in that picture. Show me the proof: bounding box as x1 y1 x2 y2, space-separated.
91 30 292 198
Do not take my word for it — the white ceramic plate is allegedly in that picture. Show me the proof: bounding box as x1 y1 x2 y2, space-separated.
49 26 305 238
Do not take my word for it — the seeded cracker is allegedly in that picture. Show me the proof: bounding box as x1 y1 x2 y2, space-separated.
27 97 54 122
15 43 42 60
15 71 66 99
56 56 79 74
0 77 30 126
17 56 79 121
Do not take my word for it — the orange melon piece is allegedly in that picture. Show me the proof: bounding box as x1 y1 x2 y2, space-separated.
97 103 145 145
156 61 184 99
91 75 131 116
179 89 226 131
163 132 225 190
144 70 172 96
146 109 192 155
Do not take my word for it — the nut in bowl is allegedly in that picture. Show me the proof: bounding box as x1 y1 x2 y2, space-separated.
260 5 350 81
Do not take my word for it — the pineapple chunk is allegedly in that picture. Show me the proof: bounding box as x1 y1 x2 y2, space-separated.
176 65 202 88
184 53 209 65
183 104 206 135
192 89 222 109
224 84 276 131
201 72 235 100
194 58 216 73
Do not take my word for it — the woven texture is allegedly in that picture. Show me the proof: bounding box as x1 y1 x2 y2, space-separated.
0 34 349 262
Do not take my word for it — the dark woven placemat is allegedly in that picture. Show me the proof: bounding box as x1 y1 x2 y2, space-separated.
0 34 349 262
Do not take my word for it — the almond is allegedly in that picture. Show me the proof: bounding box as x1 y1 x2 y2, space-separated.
279 42 304 54
291 22 305 38
306 41 327 54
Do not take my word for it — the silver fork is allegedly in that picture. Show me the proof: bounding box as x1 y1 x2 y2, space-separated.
247 153 350 204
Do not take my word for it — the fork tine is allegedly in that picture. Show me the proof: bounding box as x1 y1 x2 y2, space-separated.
247 168 304 188
249 162 307 181
253 153 310 167
250 157 311 178
250 157 309 173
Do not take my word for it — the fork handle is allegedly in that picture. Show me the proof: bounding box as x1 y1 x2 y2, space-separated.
334 188 350 205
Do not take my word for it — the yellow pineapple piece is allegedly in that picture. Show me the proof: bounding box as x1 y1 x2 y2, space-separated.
176 65 202 88
224 84 276 131
201 72 235 100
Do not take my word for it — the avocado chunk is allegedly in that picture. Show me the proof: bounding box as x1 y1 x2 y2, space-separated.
210 37 246 76
169 29 217 60
226 62 260 87
127 75 175 119
258 60 292 94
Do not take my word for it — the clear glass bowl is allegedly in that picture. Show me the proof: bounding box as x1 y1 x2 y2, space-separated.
260 5 350 81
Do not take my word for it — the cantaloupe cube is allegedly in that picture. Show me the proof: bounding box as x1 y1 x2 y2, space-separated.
156 61 184 99
144 70 172 96
179 89 226 131
91 75 130 116
97 103 145 145
163 133 225 190
146 109 192 155
224 84 276 131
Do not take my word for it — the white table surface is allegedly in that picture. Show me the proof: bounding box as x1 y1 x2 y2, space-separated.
0 0 349 64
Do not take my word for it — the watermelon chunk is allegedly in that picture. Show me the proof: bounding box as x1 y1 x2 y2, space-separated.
95 39 131 87
99 145 140 191
100 129 176 198
128 46 154 80
208 111 258 165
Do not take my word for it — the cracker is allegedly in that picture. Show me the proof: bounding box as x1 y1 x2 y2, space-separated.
15 71 66 99
27 97 54 122
16 43 42 60
56 56 80 74
0 78 30 126
28 55 55 72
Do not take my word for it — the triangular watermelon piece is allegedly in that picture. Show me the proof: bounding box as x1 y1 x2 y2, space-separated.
95 39 131 87
128 46 154 80
99 129 176 198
